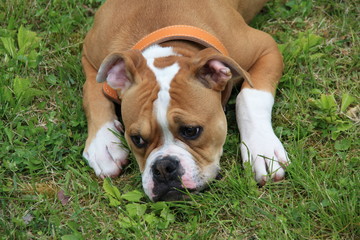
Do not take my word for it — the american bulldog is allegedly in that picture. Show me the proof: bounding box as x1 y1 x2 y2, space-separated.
82 0 290 201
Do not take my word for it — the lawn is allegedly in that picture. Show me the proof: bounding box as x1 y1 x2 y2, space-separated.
0 0 359 239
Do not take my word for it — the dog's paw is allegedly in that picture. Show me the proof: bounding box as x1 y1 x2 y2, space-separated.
83 120 129 178
236 88 290 185
240 129 289 185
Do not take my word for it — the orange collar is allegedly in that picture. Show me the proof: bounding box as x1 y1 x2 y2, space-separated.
103 25 229 103
132 25 229 56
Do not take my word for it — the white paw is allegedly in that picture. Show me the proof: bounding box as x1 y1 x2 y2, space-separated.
236 88 290 185
240 130 289 185
83 120 129 178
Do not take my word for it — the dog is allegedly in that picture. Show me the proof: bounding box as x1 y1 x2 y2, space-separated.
82 0 290 201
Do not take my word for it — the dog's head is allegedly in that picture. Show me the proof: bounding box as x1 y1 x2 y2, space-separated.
97 45 250 201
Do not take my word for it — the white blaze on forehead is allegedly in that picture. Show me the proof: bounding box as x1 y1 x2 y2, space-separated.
142 45 180 144
142 44 180 59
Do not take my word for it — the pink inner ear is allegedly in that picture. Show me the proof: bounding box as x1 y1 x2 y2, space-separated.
106 60 130 89
208 60 232 82
208 60 227 71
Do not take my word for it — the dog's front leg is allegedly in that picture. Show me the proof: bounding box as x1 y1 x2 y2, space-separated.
236 30 290 185
82 56 128 178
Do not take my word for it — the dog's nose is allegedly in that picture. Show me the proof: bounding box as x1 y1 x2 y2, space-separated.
152 157 180 182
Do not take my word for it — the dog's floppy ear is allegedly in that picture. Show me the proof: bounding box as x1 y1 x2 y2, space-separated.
96 50 145 92
192 48 252 91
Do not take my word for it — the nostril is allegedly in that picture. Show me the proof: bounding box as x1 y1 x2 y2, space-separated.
152 158 180 181
154 169 161 176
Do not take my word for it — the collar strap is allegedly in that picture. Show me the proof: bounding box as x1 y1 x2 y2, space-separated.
103 25 229 102
132 25 229 56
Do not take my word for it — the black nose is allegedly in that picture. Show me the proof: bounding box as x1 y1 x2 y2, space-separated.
152 157 181 182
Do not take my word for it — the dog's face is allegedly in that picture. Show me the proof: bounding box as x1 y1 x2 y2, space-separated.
97 45 249 201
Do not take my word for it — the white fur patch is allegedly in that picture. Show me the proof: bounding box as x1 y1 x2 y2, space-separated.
83 121 129 178
236 88 289 183
151 63 179 144
143 45 180 144
142 44 180 59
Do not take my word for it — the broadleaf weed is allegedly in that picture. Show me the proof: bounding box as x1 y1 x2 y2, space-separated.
309 93 357 139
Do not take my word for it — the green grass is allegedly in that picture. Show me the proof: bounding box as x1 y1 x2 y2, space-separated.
0 0 359 239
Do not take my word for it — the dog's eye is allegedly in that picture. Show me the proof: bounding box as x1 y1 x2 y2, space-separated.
130 135 147 148
179 126 203 140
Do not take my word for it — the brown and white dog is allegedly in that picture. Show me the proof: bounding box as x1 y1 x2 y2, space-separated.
82 0 290 201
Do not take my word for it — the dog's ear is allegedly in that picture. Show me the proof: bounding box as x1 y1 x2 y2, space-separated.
96 50 145 91
192 48 252 91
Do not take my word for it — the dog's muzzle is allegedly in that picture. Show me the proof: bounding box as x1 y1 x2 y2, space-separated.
142 143 220 201
151 156 193 201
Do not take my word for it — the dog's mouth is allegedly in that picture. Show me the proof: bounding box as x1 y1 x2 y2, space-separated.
152 186 196 202
151 171 223 202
